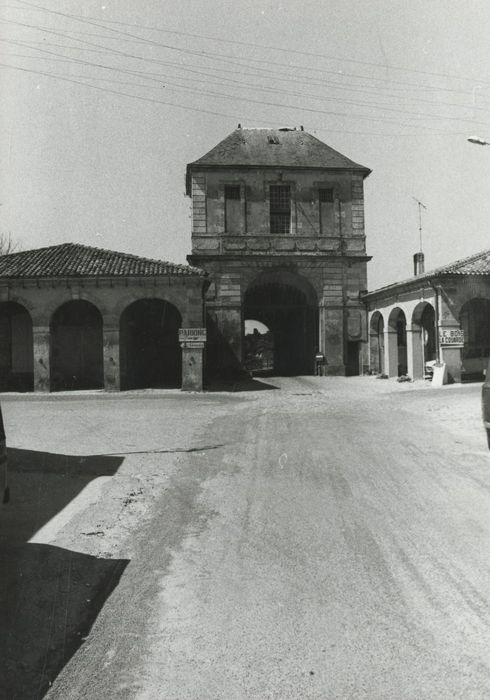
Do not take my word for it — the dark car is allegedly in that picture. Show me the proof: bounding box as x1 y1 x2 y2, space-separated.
483 356 490 449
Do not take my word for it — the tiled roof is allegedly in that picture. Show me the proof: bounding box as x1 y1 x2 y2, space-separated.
431 248 490 275
0 243 206 278
365 248 490 298
187 127 370 175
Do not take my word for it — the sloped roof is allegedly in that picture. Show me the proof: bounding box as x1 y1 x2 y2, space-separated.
0 243 206 278
187 128 370 180
365 248 490 299
432 247 490 275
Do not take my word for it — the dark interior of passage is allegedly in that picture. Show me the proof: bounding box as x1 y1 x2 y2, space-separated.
120 299 182 389
50 300 103 391
244 283 317 375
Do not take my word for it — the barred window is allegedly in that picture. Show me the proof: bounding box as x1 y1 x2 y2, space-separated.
224 185 241 201
319 188 333 203
270 185 290 234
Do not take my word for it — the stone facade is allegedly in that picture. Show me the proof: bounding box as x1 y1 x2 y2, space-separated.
187 127 371 377
365 250 490 383
0 245 206 392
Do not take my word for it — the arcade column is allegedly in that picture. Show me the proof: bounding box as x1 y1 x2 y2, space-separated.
33 326 50 392
103 323 120 391
180 328 206 391
406 328 424 380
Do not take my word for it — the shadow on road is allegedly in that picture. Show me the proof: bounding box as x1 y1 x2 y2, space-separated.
0 448 129 699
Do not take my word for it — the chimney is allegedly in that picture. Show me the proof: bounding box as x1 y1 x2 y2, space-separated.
413 251 425 276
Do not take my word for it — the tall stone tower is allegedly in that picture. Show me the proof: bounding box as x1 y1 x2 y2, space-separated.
187 126 371 378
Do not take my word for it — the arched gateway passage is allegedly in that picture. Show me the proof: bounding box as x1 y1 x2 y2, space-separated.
50 300 103 391
243 275 318 375
120 299 182 389
0 302 33 391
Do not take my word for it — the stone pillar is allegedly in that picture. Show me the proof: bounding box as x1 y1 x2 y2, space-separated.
206 305 243 379
33 326 50 392
385 329 398 377
103 326 120 391
322 307 345 375
407 329 424 380
179 328 206 391
180 342 205 391
369 332 381 374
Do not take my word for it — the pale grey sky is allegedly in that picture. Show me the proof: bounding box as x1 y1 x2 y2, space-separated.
1 0 490 288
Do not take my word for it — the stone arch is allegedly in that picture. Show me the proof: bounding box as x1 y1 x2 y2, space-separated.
411 301 437 378
119 298 182 389
387 307 407 377
243 270 318 375
0 301 33 391
50 300 104 391
41 291 108 326
369 311 385 375
459 297 490 380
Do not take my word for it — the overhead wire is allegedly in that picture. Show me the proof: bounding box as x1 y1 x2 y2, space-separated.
1 20 489 132
10 0 490 86
4 38 490 124
3 2 489 97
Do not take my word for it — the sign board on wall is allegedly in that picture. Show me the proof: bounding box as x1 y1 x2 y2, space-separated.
179 328 207 343
439 329 464 346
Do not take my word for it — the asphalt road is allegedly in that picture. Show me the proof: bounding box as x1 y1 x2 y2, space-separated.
4 377 490 699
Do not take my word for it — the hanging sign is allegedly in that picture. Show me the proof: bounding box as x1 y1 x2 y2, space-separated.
439 329 464 346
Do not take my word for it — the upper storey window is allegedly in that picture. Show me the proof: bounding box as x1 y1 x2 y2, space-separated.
224 184 242 234
319 187 334 235
270 185 290 234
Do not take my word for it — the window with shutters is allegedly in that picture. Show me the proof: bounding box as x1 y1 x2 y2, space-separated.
224 184 242 234
319 187 334 235
269 185 290 234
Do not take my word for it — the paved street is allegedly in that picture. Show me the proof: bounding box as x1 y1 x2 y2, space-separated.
2 378 490 699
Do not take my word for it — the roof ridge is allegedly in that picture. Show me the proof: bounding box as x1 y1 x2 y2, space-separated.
431 247 490 274
0 242 203 273
0 242 206 277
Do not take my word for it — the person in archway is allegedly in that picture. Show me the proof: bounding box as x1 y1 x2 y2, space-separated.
315 349 326 376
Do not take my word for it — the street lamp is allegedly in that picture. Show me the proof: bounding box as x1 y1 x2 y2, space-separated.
468 136 490 145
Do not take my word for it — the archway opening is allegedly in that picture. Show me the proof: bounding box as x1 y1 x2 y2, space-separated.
120 299 182 389
243 279 318 375
369 312 385 375
460 297 490 381
243 319 274 375
0 302 33 391
388 308 407 377
50 300 103 391
411 302 437 379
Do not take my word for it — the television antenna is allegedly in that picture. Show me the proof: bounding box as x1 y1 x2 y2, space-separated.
412 197 427 252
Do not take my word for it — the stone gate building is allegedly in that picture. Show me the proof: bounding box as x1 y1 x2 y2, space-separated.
187 126 372 378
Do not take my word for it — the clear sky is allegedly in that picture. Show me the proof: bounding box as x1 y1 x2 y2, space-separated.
1 0 490 289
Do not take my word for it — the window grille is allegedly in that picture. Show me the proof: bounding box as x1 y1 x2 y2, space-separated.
319 188 333 203
270 185 290 234
224 185 241 200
